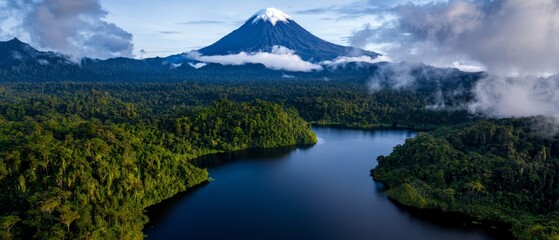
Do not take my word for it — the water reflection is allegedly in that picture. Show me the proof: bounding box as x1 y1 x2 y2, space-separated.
193 146 303 168
373 181 512 239
145 128 508 240
145 182 209 228
389 199 513 239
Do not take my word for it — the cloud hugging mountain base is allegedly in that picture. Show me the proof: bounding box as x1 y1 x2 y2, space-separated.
186 8 382 71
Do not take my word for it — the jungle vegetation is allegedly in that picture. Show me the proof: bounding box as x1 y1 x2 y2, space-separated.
373 119 559 240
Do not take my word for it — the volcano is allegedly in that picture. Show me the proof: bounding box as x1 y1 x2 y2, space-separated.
196 8 380 62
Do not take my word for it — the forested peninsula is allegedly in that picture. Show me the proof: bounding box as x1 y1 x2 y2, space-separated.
373 119 559 240
0 91 316 239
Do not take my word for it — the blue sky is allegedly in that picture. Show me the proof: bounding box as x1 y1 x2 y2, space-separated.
99 0 408 57
0 0 435 58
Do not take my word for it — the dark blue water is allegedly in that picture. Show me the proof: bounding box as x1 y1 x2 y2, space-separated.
144 128 509 240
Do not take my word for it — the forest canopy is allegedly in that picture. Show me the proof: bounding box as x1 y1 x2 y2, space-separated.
0 88 316 239
373 119 559 240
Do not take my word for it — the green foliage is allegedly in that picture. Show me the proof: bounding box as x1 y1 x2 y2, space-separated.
187 99 317 150
0 216 20 240
0 89 316 239
387 182 428 208
0 80 474 131
373 120 559 240
0 76 475 238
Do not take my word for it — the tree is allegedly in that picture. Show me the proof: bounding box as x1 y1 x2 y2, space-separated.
0 215 20 240
58 205 80 232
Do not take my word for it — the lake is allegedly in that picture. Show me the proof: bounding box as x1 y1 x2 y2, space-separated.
144 127 510 240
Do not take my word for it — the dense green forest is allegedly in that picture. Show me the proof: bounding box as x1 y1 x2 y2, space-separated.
4 78 556 240
0 75 477 130
373 119 559 240
0 76 476 239
0 88 316 239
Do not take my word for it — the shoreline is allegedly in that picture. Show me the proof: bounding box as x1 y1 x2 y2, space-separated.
372 175 514 239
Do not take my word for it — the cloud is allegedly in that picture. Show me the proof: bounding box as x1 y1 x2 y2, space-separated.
322 55 392 66
1 0 133 60
282 74 295 79
295 8 331 15
295 1 393 16
189 46 323 72
350 0 559 121
451 61 485 73
348 23 377 48
346 8 485 71
188 62 208 69
296 1 441 19
363 0 559 74
296 3 383 19
469 75 559 118
179 20 227 25
368 62 421 91
368 62 477 111
529 116 559 139
0 3 7 37
159 31 181 35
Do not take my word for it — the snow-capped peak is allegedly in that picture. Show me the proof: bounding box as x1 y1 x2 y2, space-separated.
251 8 292 26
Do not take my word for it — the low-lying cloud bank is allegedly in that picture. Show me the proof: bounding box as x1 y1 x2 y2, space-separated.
368 63 474 111
322 55 392 66
188 46 323 72
369 62 419 91
470 75 559 118
188 45 392 72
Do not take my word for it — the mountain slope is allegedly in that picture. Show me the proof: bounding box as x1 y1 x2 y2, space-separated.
197 8 379 62
0 38 70 66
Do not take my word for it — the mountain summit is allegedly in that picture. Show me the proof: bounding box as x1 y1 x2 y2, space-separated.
197 8 380 62
251 7 292 26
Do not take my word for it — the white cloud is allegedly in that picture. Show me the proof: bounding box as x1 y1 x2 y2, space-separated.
451 61 485 73
321 55 392 66
189 46 323 72
389 0 559 75
38 59 49 65
282 74 295 79
368 63 421 91
352 0 559 120
1 0 133 60
350 0 559 74
188 62 208 69
469 75 559 118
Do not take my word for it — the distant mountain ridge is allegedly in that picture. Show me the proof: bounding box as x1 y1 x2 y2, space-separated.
0 36 482 83
0 38 70 67
0 37 389 82
0 8 483 83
